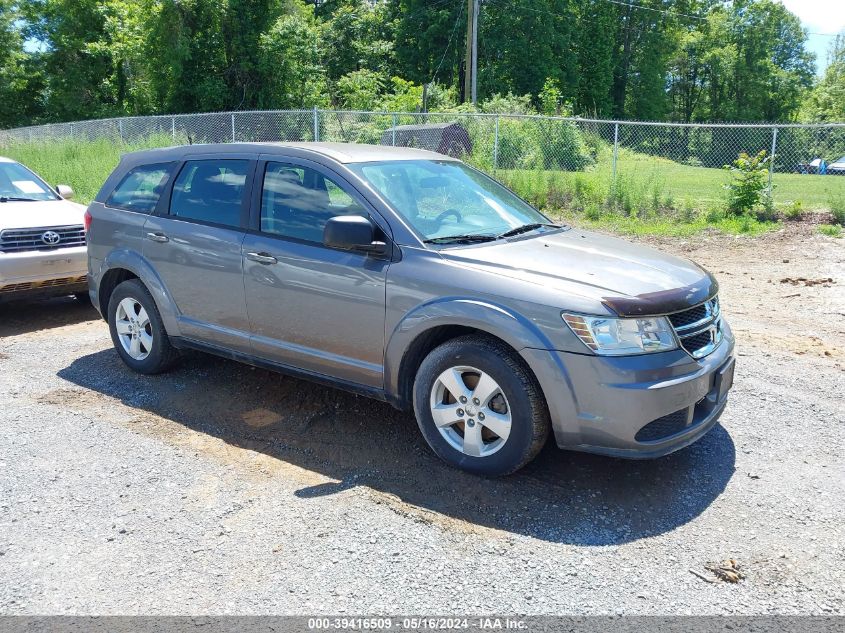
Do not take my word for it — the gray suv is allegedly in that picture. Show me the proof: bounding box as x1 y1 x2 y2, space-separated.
87 142 735 476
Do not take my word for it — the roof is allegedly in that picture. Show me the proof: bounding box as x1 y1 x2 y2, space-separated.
121 142 457 165
387 123 463 131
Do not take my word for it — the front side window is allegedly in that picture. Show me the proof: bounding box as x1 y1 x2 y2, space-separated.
107 162 174 213
260 162 366 243
170 159 249 227
350 160 550 241
0 161 58 202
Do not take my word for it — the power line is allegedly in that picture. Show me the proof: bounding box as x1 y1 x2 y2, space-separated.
501 0 706 22
604 0 705 21
431 0 465 84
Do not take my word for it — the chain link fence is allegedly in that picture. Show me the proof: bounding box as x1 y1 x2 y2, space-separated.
2 109 844 213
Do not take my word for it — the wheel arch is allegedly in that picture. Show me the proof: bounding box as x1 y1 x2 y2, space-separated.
97 268 138 317
385 298 554 411
97 250 180 335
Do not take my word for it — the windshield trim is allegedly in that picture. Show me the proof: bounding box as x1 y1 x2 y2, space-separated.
349 159 554 250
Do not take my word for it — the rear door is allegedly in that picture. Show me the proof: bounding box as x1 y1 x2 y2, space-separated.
143 156 255 352
241 156 391 388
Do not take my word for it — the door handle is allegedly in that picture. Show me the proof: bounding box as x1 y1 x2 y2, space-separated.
246 251 278 265
146 232 169 243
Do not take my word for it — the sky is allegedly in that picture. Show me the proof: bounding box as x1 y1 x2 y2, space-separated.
779 0 845 72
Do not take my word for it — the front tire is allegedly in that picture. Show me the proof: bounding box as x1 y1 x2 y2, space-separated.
107 279 177 374
413 335 550 476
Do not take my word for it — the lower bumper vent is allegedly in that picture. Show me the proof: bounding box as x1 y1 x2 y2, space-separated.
635 409 689 442
0 275 87 293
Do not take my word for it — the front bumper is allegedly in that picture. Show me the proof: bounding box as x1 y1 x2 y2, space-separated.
521 321 735 458
0 246 88 299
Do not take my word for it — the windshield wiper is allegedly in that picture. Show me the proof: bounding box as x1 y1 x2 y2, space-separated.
497 222 562 239
424 233 499 245
0 196 40 202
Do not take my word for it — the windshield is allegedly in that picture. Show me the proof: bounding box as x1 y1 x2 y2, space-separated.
350 160 552 242
0 161 58 201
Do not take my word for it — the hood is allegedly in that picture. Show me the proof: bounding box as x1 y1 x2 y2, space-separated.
439 228 717 316
0 199 87 231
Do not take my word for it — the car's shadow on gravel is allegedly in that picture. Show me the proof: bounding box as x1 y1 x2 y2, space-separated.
0 296 98 337
59 349 736 545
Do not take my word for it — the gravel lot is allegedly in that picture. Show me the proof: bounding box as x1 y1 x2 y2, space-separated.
1 224 843 615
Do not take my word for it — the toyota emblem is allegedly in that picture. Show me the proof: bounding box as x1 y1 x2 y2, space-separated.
41 230 61 245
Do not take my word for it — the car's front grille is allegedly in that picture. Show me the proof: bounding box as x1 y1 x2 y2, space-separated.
0 275 87 293
667 296 722 359
0 225 85 253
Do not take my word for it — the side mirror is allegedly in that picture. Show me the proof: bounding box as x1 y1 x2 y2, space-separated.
323 215 387 255
56 184 74 199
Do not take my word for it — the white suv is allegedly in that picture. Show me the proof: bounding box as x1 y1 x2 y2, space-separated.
0 157 88 302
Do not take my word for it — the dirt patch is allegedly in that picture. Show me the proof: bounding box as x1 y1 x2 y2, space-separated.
638 225 845 366
34 385 327 487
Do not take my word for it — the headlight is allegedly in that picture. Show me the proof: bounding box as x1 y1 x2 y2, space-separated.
562 313 678 355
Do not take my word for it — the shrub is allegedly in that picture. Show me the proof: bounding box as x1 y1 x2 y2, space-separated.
680 198 696 223
584 202 601 221
783 200 804 221
818 224 843 238
828 193 845 225
755 191 777 222
723 150 770 215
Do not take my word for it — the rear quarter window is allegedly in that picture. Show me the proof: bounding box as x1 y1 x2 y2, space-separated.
106 162 174 213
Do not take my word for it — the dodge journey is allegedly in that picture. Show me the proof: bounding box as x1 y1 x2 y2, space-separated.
86 142 735 475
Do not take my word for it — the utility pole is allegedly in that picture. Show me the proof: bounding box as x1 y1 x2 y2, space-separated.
471 0 478 105
463 0 473 104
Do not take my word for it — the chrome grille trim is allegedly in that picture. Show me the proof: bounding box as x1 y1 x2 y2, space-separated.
0 225 86 253
667 296 722 359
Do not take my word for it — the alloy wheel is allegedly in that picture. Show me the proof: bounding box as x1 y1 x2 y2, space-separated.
429 365 512 457
114 297 153 361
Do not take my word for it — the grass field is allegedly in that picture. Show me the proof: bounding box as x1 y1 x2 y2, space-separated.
497 147 845 212
2 136 843 237
2 135 174 204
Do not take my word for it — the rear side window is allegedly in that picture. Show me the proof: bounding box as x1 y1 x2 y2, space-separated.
106 162 174 213
169 159 249 228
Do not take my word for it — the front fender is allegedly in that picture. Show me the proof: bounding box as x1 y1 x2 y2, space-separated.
99 249 181 336
384 296 563 404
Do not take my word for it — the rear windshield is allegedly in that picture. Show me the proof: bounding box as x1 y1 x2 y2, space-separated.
0 162 58 201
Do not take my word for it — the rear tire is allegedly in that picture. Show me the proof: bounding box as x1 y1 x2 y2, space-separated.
413 335 549 476
107 279 178 374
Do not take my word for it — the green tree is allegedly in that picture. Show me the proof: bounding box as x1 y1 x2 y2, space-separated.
319 0 395 83
479 0 575 104
573 0 615 116
258 6 328 108
146 0 229 113
802 34 845 122
22 0 118 120
391 0 463 88
0 0 45 126
335 68 384 110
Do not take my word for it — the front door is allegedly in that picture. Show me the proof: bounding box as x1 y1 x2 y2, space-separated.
242 159 390 388
143 157 253 352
